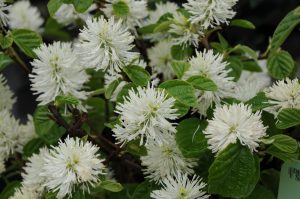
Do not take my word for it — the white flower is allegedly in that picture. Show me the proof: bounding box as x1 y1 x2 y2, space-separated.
75 16 138 74
30 42 89 106
41 137 106 199
141 134 197 182
0 74 16 111
169 11 203 47
112 85 178 146
234 70 271 102
265 78 300 116
0 157 5 175
182 50 235 116
103 0 148 30
16 115 37 153
0 109 20 159
22 147 49 194
0 0 9 26
148 39 175 80
183 0 238 29
54 3 96 25
151 172 209 199
9 187 39 199
8 0 44 33
204 103 267 153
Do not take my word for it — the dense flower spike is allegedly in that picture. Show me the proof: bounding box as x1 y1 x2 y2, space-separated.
151 172 209 199
9 187 39 199
103 0 148 30
30 42 89 106
0 74 15 111
265 78 300 116
75 16 138 74
141 134 197 182
204 103 267 153
41 137 106 199
8 1 44 33
183 50 235 116
0 0 9 26
113 85 178 146
54 4 96 25
0 109 20 159
148 39 175 80
184 0 238 28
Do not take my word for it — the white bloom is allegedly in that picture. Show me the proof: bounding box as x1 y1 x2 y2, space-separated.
54 3 96 25
103 0 148 30
141 134 197 182
41 137 106 199
16 115 37 153
30 42 89 106
0 157 5 175
8 1 44 33
204 103 267 153
113 85 178 146
234 71 271 102
148 39 175 80
151 172 209 199
183 0 238 28
0 109 20 159
75 16 138 74
169 11 203 47
22 148 49 194
265 78 300 116
0 0 9 26
9 187 39 199
0 74 16 111
183 50 235 116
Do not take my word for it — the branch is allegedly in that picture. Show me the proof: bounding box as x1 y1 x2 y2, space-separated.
7 47 30 73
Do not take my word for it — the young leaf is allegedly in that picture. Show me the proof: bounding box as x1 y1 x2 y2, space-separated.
171 61 190 79
269 134 298 153
217 33 229 48
153 20 172 33
245 184 275 199
55 95 80 107
208 144 260 198
246 92 271 111
186 75 218 91
230 19 256 30
266 145 298 162
86 98 106 133
176 118 208 158
0 53 13 71
132 181 157 199
99 180 124 192
23 138 45 159
11 29 42 58
138 24 157 34
0 181 21 199
267 50 295 80
105 78 121 99
0 33 13 49
242 60 262 72
171 45 192 60
226 56 243 81
173 100 190 118
276 108 300 129
47 0 63 16
159 80 197 107
71 0 93 13
112 1 129 17
123 65 150 86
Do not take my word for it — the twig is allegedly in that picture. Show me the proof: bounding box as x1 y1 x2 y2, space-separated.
7 47 30 73
48 104 70 131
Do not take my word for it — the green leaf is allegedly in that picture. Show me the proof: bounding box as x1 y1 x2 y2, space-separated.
233 45 258 60
226 56 243 81
246 92 271 111
153 21 172 33
0 53 13 71
47 0 63 16
11 29 42 58
171 45 192 60
186 75 218 91
242 60 262 72
72 0 93 13
208 144 260 198
0 181 21 199
116 83 137 103
55 95 80 107
173 100 190 118
276 108 300 129
126 139 147 156
217 33 229 48
112 1 129 17
269 134 298 153
22 138 45 159
44 17 71 41
33 106 65 144
171 61 190 79
244 184 275 199
105 78 121 99
99 180 124 192
138 24 157 34
270 7 300 50
176 118 208 158
132 181 157 199
261 169 280 196
267 50 295 79
266 145 299 162
123 65 150 86
159 80 197 107
230 19 256 30
0 33 13 49
85 69 105 91
86 98 106 133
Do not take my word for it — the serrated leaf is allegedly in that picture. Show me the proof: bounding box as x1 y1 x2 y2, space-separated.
55 95 79 107
72 0 93 13
173 100 190 118
186 75 218 91
112 1 129 17
242 60 262 72
230 19 256 30
276 108 300 129
176 118 208 158
159 80 197 107
266 145 299 162
11 29 42 58
171 45 192 60
138 24 157 34
246 92 271 111
123 65 150 86
269 134 298 153
0 53 13 71
171 61 190 79
208 144 260 198
105 78 121 99
270 7 300 50
267 50 295 80
0 33 13 49
47 0 63 16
